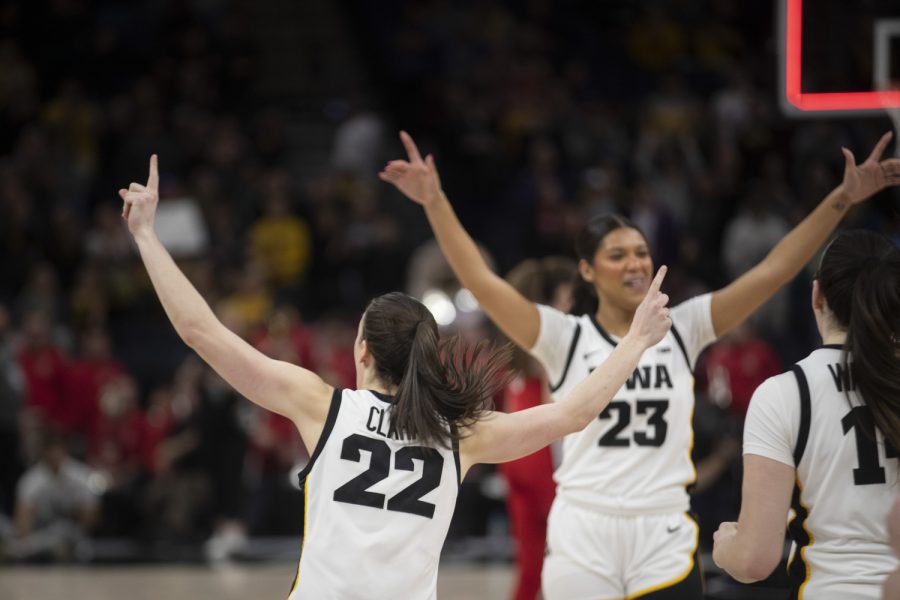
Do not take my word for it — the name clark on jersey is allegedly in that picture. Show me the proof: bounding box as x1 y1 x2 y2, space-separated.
366 405 414 441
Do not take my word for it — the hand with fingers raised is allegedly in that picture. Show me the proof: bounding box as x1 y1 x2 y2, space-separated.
378 131 444 208
119 155 160 237
626 266 672 349
841 131 900 204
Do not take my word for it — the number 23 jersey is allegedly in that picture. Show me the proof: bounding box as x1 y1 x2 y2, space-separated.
530 294 715 514
288 388 460 600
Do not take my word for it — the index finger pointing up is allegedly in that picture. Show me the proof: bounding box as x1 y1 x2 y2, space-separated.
648 265 667 295
147 154 159 191
399 131 423 164
866 131 893 163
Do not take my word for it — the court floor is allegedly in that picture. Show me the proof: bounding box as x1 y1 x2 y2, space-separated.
0 563 514 600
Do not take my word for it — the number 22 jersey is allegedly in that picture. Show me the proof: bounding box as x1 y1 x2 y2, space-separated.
288 388 460 600
530 293 716 515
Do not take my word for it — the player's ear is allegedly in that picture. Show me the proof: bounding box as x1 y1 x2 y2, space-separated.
578 258 595 284
811 279 826 313
359 339 372 367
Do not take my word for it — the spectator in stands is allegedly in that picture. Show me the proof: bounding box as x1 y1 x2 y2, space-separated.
9 429 97 561
0 304 24 516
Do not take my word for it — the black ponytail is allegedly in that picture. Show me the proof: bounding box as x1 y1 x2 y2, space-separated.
818 231 900 453
571 214 646 316
362 292 511 447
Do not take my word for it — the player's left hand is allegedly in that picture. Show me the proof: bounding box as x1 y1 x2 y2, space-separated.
627 265 671 349
118 154 160 238
379 131 444 208
840 131 900 204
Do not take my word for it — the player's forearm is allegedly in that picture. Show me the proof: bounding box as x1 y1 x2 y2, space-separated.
422 191 496 292
560 336 646 431
133 230 218 346
760 185 849 284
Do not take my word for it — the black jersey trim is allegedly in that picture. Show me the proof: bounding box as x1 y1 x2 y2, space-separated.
289 473 311 597
368 389 393 404
290 388 341 598
590 311 692 373
820 343 843 350
787 477 813 599
589 314 618 347
549 324 582 393
791 366 811 466
670 323 693 372
449 422 461 486
296 388 343 487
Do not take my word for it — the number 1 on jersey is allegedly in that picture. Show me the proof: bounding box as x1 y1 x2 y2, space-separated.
842 406 898 486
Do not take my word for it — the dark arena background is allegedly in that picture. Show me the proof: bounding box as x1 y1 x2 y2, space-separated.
1 0 899 598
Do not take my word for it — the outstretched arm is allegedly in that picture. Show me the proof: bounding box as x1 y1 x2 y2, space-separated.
380 132 541 350
119 157 333 451
458 267 671 476
711 132 900 337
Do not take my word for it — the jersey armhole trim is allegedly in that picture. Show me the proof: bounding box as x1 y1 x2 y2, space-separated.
549 324 582 393
670 323 692 372
296 388 343 486
449 422 461 486
791 366 811 466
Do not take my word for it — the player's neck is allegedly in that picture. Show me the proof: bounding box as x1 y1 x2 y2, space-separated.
595 303 635 338
820 329 847 346
357 367 397 396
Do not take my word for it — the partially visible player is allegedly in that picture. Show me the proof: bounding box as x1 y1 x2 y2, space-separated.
886 497 900 600
500 256 576 600
381 130 900 599
713 231 900 599
119 156 672 599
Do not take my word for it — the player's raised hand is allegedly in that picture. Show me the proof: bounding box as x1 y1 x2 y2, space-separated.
118 155 160 237
379 131 444 207
627 266 671 349
840 131 900 204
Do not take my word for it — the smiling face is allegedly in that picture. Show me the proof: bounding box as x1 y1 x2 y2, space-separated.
581 226 654 313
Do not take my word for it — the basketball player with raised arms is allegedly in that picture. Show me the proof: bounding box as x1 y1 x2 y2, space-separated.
380 131 900 599
118 156 671 599
713 230 900 599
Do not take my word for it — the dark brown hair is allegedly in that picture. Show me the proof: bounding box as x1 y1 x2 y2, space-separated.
817 230 900 452
570 214 647 315
505 256 578 372
362 292 510 447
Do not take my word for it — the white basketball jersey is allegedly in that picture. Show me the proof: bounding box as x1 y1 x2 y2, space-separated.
530 294 716 514
744 346 900 599
287 388 460 600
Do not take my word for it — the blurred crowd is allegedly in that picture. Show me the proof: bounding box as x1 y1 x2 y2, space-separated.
0 0 898 565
